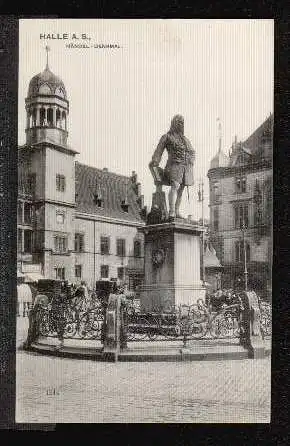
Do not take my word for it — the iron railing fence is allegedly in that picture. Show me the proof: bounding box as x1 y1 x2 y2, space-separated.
34 293 271 342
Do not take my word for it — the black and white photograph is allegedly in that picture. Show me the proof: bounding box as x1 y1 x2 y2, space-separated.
15 18 273 423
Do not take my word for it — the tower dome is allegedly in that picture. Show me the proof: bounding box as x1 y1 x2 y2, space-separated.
25 48 69 147
27 66 67 99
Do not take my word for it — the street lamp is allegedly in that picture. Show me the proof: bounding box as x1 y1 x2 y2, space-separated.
241 222 248 292
198 179 205 286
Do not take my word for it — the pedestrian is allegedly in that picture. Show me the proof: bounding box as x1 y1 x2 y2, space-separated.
24 293 48 348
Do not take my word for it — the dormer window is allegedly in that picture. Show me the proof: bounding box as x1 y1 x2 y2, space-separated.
235 176 246 193
94 194 103 207
121 199 129 213
55 86 65 98
39 83 51 95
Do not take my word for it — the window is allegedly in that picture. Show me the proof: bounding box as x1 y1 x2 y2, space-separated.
75 233 84 252
27 173 36 195
17 202 22 223
24 202 32 224
234 204 249 229
121 200 129 212
100 265 109 279
134 240 141 257
55 267 65 280
212 182 220 202
235 240 250 263
56 212 65 224
75 265 82 279
213 208 219 231
117 267 125 280
23 230 32 253
17 228 22 252
54 235 68 253
116 238 126 257
47 108 53 127
235 176 246 193
94 194 103 207
56 108 61 127
40 107 46 126
100 236 110 255
32 108 37 126
56 174 66 192
254 207 263 226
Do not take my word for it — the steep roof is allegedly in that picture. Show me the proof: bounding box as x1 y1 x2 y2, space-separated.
228 114 273 167
75 162 144 223
243 114 273 155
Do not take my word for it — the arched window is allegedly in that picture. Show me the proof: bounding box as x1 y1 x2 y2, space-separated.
134 240 141 257
27 109 32 128
40 108 46 126
56 109 61 127
62 111 66 130
47 108 53 127
235 240 250 263
32 108 37 127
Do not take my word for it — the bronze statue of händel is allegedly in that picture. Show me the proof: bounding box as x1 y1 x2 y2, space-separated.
149 115 196 218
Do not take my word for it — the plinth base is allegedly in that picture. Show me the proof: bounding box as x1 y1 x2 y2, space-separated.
139 219 206 313
140 283 206 312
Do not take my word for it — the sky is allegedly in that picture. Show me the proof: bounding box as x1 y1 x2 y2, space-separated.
19 19 274 219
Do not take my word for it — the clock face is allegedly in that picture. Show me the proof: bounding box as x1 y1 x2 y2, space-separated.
152 248 165 266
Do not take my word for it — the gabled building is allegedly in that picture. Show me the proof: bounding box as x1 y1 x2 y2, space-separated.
17 59 146 290
207 115 273 300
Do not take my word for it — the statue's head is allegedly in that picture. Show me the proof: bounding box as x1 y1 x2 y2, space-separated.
169 114 184 134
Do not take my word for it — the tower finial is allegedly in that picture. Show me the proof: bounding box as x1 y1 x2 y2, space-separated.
45 45 50 69
217 117 222 152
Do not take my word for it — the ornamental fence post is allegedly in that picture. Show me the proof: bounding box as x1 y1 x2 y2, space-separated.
239 291 265 359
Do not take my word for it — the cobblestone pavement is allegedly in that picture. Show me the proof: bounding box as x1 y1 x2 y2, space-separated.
16 317 271 423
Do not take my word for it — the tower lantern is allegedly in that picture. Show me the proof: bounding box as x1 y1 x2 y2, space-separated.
25 48 69 147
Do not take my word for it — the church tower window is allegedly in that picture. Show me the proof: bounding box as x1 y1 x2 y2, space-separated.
40 107 46 126
56 108 61 127
47 107 53 127
32 108 37 127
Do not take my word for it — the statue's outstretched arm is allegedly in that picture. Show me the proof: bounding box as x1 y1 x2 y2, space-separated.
150 134 167 166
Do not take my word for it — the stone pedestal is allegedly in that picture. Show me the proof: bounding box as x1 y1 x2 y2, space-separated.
140 219 206 312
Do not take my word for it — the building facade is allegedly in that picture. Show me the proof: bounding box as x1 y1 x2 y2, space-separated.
18 61 146 290
207 115 273 300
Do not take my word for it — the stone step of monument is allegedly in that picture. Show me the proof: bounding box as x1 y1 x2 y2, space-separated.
24 336 270 362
